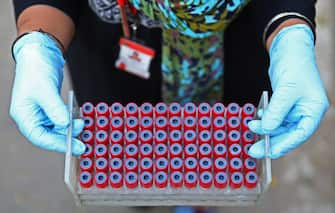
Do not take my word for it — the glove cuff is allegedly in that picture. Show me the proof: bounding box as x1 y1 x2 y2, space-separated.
12 30 64 63
269 24 315 58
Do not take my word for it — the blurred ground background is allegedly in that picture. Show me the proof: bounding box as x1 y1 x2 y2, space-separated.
0 1 334 213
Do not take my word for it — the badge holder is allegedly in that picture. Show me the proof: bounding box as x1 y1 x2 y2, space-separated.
115 0 155 79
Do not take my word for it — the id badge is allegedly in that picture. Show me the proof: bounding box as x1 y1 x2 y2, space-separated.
115 38 155 79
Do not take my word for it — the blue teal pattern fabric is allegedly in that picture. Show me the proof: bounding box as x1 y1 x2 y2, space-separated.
129 0 251 104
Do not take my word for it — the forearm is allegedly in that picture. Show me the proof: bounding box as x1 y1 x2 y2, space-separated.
266 18 310 51
16 5 75 51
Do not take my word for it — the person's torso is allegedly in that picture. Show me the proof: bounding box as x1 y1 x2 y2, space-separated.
68 0 252 104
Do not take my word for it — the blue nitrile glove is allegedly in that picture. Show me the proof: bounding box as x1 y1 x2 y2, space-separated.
248 24 330 159
10 32 85 155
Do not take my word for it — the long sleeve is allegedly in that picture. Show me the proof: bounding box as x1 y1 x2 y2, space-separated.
223 0 316 104
253 0 317 46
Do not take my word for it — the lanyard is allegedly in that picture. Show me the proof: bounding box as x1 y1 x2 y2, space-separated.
117 0 137 39
115 0 155 80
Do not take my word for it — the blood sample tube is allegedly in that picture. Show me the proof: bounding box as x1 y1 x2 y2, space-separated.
169 102 182 117
79 171 93 188
227 130 241 145
125 158 138 173
199 157 212 173
155 171 168 188
212 103 225 118
230 172 243 189
242 130 255 145
155 157 168 172
213 116 226 131
96 116 109 131
170 157 183 172
96 102 109 117
213 143 227 158
110 143 123 159
170 143 183 158
198 130 211 144
125 144 138 158
198 117 211 131
140 143 153 158
170 171 183 188
155 116 168 131
214 172 228 189
110 102 124 117
228 143 242 159
125 130 138 145
83 117 94 131
95 144 108 158
226 103 240 118
82 144 94 158
155 102 168 117
95 172 108 188
242 103 256 118
154 143 168 158
140 157 153 172
110 130 123 145
111 116 124 131
110 171 123 188
214 157 227 172
184 143 198 158
125 172 138 189
82 102 95 117
169 130 182 144
140 117 153 131
198 102 211 118
199 171 213 189
155 130 168 145
244 158 257 172
227 116 241 132
199 143 212 158
183 102 197 117
229 157 243 173
109 158 123 173
139 130 153 144
245 171 258 188
140 102 153 117
80 157 93 172
242 116 253 132
242 143 252 159
81 130 94 144
213 130 226 145
95 130 108 145
184 157 198 172
95 157 108 173
184 171 198 188
184 130 197 145
125 103 138 117
169 116 182 131
126 116 139 131
140 172 153 188
184 116 197 131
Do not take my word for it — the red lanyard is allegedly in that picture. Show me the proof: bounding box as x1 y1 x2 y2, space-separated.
117 0 137 39
115 0 155 79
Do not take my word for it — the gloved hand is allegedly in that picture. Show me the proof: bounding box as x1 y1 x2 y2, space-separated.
248 24 330 159
10 32 85 155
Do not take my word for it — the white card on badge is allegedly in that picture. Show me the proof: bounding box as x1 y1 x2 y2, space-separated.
115 38 155 79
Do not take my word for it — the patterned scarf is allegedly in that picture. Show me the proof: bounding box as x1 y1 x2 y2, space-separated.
129 0 251 104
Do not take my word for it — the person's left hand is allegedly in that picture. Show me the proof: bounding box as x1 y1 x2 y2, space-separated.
248 24 330 159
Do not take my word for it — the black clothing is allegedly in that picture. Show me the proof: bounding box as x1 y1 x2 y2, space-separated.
13 0 316 105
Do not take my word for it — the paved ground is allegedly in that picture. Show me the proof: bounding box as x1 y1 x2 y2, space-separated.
0 1 334 213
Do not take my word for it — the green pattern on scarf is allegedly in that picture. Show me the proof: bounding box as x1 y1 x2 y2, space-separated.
129 0 251 104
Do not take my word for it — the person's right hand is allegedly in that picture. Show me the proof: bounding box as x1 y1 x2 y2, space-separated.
10 32 85 155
